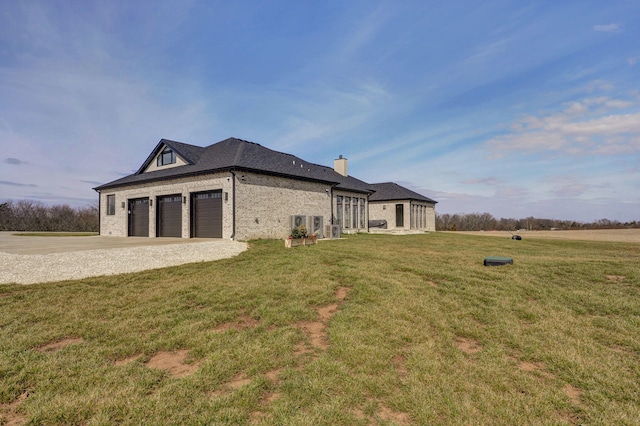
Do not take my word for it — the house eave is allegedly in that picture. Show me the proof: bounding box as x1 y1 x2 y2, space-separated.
369 197 438 204
92 166 345 192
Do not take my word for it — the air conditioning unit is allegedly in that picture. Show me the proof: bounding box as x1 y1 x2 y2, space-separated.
290 215 306 230
325 224 341 239
311 216 324 238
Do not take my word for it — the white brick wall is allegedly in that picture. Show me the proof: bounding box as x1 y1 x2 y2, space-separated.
99 171 337 240
234 172 332 240
99 173 232 238
369 201 436 231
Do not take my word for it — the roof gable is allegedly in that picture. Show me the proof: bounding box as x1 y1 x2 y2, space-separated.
135 139 204 174
368 182 437 203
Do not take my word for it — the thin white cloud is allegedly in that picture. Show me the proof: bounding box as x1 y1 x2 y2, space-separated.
338 6 389 58
461 177 502 186
593 23 622 33
628 56 640 66
486 93 640 158
261 80 392 154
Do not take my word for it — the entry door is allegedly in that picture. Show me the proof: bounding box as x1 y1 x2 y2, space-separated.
395 204 404 228
157 195 182 237
128 198 149 237
191 190 223 238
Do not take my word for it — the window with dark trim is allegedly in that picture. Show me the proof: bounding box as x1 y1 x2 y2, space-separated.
344 197 351 228
336 196 343 227
157 147 176 166
359 198 365 228
352 197 358 228
107 194 115 215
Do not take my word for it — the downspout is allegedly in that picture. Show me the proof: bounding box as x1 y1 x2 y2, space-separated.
95 189 101 235
230 171 236 240
330 187 334 225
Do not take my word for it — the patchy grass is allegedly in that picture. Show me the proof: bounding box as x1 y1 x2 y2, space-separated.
12 232 98 237
1 233 639 425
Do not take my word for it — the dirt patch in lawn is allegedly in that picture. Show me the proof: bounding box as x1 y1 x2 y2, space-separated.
145 350 200 378
295 287 350 352
563 384 583 406
212 313 260 332
353 399 410 425
605 275 626 282
114 354 143 366
455 337 481 354
393 353 408 378
518 361 556 379
379 404 410 424
0 391 29 426
36 337 84 352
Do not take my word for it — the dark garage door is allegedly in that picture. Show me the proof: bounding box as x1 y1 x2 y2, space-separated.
191 190 222 238
157 195 182 237
128 198 149 237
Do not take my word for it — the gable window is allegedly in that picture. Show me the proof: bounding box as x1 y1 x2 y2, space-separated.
157 147 176 166
106 194 115 215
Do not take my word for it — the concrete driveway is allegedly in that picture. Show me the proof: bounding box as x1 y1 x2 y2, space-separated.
0 232 248 285
0 232 218 254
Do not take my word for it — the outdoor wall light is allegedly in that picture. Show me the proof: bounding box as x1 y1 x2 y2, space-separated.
183 196 187 204
121 202 125 209
224 192 228 201
150 199 153 207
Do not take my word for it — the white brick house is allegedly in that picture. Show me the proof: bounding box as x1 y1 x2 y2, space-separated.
368 182 437 232
94 138 437 240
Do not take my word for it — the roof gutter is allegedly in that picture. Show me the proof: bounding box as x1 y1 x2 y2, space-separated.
94 166 341 192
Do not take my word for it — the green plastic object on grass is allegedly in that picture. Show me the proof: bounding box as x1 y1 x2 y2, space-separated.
484 256 513 266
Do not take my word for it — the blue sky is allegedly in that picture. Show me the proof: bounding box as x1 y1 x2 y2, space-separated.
1 1 639 222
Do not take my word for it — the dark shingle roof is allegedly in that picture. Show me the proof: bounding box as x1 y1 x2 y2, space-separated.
368 182 437 203
95 137 374 193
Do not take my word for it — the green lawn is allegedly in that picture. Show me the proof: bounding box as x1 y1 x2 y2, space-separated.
1 233 639 425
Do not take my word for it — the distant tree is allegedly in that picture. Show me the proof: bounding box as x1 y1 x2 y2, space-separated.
435 212 638 231
0 200 98 232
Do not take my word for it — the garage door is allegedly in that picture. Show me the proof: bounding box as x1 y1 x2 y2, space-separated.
157 195 182 237
191 190 222 238
128 198 149 237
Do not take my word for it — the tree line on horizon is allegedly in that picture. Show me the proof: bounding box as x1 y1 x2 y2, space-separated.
0 200 98 232
0 200 637 234
435 212 638 232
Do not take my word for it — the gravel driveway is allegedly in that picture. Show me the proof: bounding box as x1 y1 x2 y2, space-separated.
0 233 248 285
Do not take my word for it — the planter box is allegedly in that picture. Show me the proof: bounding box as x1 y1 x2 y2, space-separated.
285 237 317 248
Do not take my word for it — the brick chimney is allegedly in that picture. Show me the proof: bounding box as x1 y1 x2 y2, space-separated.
334 155 348 176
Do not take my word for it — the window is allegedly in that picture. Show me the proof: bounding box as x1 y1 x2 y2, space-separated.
396 204 404 227
157 147 176 166
344 197 351 228
360 198 365 228
336 196 343 227
107 194 115 215
352 198 358 228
